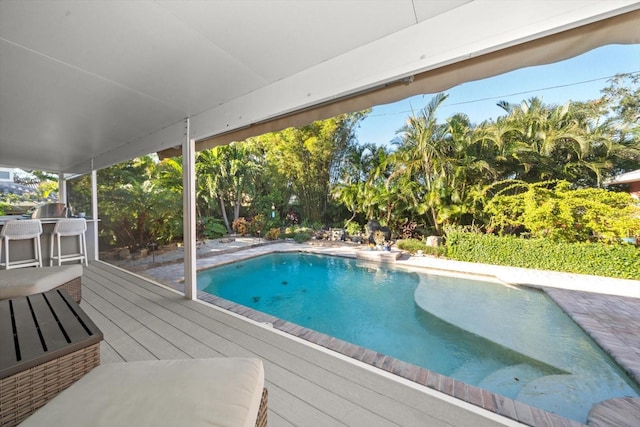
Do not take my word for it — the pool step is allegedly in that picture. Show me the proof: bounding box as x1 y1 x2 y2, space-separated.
449 359 505 386
516 374 611 423
476 364 547 398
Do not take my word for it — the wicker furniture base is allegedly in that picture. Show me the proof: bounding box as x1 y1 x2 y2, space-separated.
0 343 100 427
55 276 81 303
256 388 268 427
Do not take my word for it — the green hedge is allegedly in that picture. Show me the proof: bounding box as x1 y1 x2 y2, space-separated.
445 231 640 280
396 239 447 257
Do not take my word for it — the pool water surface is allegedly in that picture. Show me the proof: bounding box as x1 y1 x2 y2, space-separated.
198 253 639 422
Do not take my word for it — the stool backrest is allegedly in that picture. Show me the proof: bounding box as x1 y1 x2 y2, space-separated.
0 220 43 240
53 218 87 236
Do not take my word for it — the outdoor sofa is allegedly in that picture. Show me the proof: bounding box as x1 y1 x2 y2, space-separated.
19 358 268 427
0 264 83 303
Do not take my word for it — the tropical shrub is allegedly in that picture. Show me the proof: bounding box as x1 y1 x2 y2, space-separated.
264 227 280 241
396 238 446 257
200 217 227 239
445 228 640 280
293 231 312 243
344 221 362 236
249 214 266 235
281 225 314 242
484 180 640 243
232 217 249 236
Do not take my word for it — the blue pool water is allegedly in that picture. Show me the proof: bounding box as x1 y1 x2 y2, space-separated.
198 253 639 422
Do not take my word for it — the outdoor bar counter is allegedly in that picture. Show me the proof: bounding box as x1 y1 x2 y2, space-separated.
0 217 99 264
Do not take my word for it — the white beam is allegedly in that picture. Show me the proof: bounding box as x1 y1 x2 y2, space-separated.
90 169 99 261
91 169 100 260
182 118 197 300
58 172 67 206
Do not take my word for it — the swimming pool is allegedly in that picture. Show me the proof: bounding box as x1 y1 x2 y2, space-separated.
198 252 639 423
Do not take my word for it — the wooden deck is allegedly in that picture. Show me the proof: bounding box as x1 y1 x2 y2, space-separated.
79 261 520 427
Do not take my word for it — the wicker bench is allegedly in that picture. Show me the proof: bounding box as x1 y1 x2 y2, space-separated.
0 289 103 427
0 264 82 303
20 358 268 427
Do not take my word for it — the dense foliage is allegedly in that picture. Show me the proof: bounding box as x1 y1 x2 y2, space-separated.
445 228 640 280
67 156 183 250
396 238 447 257
484 180 640 242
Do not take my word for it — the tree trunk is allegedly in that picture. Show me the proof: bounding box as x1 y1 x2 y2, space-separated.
344 210 357 226
431 206 441 235
219 196 232 233
233 193 241 221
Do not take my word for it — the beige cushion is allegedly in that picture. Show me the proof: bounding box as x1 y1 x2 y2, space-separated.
21 358 265 427
0 265 82 299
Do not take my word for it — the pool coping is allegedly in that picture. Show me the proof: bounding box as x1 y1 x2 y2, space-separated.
138 242 640 427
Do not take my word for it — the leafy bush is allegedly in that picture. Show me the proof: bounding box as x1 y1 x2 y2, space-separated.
285 226 313 234
293 232 312 243
397 238 447 257
397 238 426 253
281 225 313 242
484 180 640 243
200 217 227 239
232 217 249 236
344 221 362 236
264 227 281 240
445 229 640 280
249 214 266 235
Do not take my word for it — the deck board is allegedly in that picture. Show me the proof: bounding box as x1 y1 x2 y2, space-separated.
79 262 519 427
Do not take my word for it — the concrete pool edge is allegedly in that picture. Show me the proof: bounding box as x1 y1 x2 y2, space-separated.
394 255 640 299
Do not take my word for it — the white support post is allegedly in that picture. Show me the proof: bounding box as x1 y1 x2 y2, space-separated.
57 173 67 207
90 169 99 261
183 118 197 300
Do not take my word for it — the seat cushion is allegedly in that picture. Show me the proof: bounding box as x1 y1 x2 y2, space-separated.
0 265 82 299
20 358 265 427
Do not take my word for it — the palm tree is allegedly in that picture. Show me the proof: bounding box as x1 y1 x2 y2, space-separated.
225 143 262 221
331 181 363 225
389 94 498 233
196 148 232 232
501 98 639 187
389 93 450 232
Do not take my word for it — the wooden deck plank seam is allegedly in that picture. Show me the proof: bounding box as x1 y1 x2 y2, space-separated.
79 294 159 362
81 274 215 359
80 282 190 360
77 302 129 363
80 274 190 357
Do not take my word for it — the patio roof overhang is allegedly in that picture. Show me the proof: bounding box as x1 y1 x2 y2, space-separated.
2 1 640 175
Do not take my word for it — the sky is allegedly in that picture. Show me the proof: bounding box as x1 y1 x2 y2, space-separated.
356 44 640 147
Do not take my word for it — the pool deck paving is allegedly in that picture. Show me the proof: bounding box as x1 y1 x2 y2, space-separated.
111 239 640 427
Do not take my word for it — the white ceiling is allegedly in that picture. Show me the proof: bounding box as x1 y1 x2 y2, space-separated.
1 0 639 173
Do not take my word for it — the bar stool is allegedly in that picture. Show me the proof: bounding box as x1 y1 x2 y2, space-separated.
0 219 43 269
50 218 88 266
